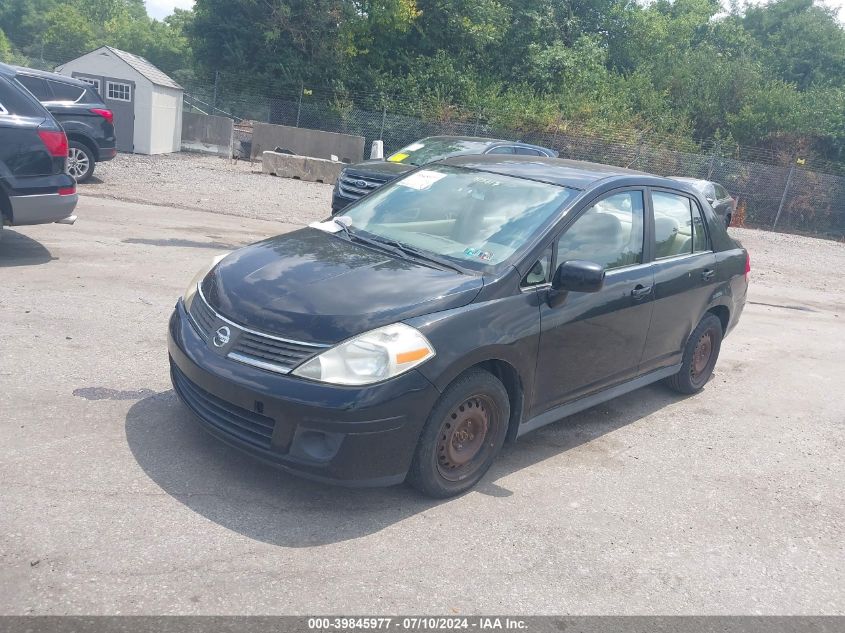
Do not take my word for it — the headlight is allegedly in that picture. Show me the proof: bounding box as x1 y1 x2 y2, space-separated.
292 323 435 385
183 252 230 307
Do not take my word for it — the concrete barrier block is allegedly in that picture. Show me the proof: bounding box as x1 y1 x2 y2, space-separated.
262 151 345 185
251 123 365 163
181 112 234 158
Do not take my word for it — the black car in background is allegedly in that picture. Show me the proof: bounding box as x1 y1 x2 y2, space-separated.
13 66 116 183
0 62 78 233
331 136 559 212
669 177 736 227
170 156 749 497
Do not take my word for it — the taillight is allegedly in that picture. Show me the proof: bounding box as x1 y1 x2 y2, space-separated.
744 252 751 282
37 129 69 158
58 185 76 196
90 108 114 125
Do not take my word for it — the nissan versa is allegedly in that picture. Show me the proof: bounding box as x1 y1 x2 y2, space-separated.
168 156 749 497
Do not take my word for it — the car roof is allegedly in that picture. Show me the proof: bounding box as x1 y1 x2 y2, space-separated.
418 135 553 152
439 154 670 190
9 65 91 88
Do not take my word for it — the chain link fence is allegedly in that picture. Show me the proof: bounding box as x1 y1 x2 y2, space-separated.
184 78 845 239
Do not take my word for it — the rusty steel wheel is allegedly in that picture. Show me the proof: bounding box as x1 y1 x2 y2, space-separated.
666 313 723 395
690 331 713 383
407 369 510 498
436 395 499 481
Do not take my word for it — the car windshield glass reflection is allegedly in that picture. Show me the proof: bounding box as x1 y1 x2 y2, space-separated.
339 165 576 268
386 139 494 165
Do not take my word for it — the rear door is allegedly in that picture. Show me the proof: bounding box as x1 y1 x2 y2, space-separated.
531 188 654 415
640 189 718 373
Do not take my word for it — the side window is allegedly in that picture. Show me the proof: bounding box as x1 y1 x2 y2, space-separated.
714 184 729 199
16 75 52 101
521 248 553 287
556 191 644 272
486 146 514 155
653 191 698 258
47 80 84 102
514 147 542 156
692 201 709 252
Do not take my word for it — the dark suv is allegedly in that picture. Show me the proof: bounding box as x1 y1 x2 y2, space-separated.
13 66 116 182
0 63 78 232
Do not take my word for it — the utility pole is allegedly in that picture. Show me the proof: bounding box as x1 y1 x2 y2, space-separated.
212 71 219 110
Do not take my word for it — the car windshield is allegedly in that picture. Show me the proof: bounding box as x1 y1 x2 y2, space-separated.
339 165 576 268
385 138 495 166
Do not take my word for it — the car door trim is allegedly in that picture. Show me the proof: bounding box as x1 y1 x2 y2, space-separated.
517 362 681 437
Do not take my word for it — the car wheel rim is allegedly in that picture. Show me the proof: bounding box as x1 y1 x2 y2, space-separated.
436 395 498 481
67 148 90 179
690 331 713 383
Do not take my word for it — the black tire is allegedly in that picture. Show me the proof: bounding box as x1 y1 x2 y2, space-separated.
725 214 732 229
665 313 723 394
407 368 510 498
67 141 95 183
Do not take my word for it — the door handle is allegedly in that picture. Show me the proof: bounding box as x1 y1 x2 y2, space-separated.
631 284 652 300
701 269 715 281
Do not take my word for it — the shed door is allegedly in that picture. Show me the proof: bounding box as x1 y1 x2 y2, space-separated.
104 79 135 152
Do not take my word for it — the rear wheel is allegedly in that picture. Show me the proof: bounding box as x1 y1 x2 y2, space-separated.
665 313 723 394
407 369 510 498
67 141 95 183
725 213 732 228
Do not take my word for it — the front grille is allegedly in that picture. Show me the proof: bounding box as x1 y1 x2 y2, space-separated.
171 363 276 450
337 172 390 201
231 332 321 372
187 290 216 340
186 288 326 374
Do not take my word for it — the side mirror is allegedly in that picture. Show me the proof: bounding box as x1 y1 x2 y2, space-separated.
548 260 605 307
705 196 715 204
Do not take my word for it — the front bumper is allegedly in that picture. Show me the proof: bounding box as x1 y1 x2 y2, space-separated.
8 192 78 226
167 301 441 487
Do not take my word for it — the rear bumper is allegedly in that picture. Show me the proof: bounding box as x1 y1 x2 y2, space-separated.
167 301 441 487
8 192 78 226
98 146 117 161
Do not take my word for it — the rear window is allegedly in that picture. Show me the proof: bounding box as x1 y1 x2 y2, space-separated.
0 76 49 117
47 79 85 102
16 75 52 101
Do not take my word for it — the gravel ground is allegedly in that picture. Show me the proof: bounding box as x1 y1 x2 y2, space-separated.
79 152 332 225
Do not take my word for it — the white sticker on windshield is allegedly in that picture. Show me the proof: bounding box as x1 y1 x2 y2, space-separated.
404 142 424 151
397 169 446 190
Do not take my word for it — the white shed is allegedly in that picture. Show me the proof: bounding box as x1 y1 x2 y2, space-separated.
55 46 183 155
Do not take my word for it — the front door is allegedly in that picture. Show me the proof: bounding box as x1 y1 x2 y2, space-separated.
531 189 655 417
639 189 718 373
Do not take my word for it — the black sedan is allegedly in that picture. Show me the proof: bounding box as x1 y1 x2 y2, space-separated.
169 156 749 497
331 136 558 213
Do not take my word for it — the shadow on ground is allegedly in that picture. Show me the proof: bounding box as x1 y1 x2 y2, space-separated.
126 382 683 548
0 230 55 267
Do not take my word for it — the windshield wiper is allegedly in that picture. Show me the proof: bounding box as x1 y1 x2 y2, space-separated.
363 234 464 274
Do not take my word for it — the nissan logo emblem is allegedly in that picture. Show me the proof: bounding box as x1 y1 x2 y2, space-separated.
212 325 231 348
354 179 368 188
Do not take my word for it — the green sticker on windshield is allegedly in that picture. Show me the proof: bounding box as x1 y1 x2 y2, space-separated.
464 248 494 262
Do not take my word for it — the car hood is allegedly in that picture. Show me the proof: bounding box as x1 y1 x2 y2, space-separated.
203 228 483 344
344 160 413 180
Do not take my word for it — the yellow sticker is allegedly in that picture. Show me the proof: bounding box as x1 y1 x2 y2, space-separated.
388 153 409 162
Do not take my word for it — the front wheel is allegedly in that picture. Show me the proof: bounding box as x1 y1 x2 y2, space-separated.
665 314 723 394
407 369 510 498
67 141 95 183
